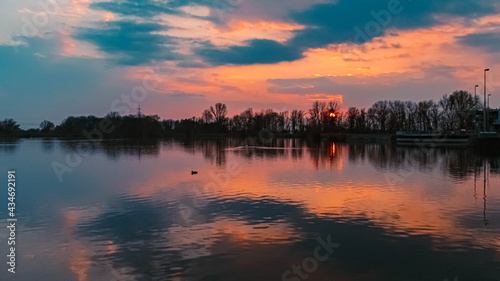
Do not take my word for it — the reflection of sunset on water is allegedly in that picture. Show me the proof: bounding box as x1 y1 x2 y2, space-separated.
4 0 500 278
3 139 500 280
330 142 336 158
167 217 302 260
96 140 500 253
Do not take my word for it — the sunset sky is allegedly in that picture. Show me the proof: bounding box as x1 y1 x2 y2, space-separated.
1 0 500 128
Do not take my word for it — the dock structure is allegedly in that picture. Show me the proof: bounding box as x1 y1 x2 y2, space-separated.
396 132 471 147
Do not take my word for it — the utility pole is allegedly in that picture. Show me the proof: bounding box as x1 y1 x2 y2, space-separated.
475 85 479 108
137 104 142 118
488 94 491 123
475 85 479 134
484 69 489 132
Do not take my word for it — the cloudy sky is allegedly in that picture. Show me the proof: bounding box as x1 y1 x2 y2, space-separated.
1 0 500 128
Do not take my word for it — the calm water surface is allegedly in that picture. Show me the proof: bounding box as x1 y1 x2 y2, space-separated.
0 138 499 281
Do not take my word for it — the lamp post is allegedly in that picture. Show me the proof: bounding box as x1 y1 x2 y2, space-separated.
488 93 492 132
475 85 479 134
475 85 479 108
484 69 489 132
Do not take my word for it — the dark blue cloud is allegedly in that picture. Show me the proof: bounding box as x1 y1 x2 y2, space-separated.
83 0 500 67
75 21 178 66
83 1 242 66
289 0 498 48
90 0 178 17
164 0 242 10
90 0 240 20
194 0 499 66
195 39 303 65
456 31 500 53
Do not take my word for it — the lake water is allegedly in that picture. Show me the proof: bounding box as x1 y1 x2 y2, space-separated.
0 138 499 281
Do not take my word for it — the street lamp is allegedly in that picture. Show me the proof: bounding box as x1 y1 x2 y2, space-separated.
474 85 480 134
475 85 479 108
488 93 492 132
484 69 489 132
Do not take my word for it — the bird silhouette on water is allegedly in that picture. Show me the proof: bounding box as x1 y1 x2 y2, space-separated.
191 171 198 175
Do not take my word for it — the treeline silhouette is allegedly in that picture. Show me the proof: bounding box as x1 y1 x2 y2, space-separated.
0 90 490 139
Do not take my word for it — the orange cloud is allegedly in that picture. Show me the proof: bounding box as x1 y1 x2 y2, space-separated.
213 20 305 43
103 11 114 22
97 13 500 116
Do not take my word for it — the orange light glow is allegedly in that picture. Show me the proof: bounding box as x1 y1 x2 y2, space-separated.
330 113 336 118
104 12 114 22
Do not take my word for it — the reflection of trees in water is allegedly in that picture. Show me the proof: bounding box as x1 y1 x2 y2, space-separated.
41 138 55 153
187 139 230 166
52 138 500 179
101 141 160 159
348 144 440 174
307 140 344 169
445 151 500 180
0 139 20 153
59 140 161 160
233 138 306 162
178 138 309 165
441 149 475 181
347 144 365 165
346 144 500 181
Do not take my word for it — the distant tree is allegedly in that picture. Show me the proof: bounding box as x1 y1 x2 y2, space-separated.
239 108 254 132
162 119 175 133
309 101 326 128
428 100 441 131
202 109 214 124
106 111 121 119
231 115 243 132
55 116 95 135
370 101 390 132
324 101 341 131
437 91 476 131
388 101 406 132
210 103 228 125
367 107 377 131
40 120 55 132
291 110 305 133
439 95 460 131
450 90 475 130
334 111 345 131
347 107 360 131
357 108 367 132
416 100 433 131
23 91 481 138
262 109 280 131
405 101 418 130
327 101 341 115
279 111 290 132
0 119 20 133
